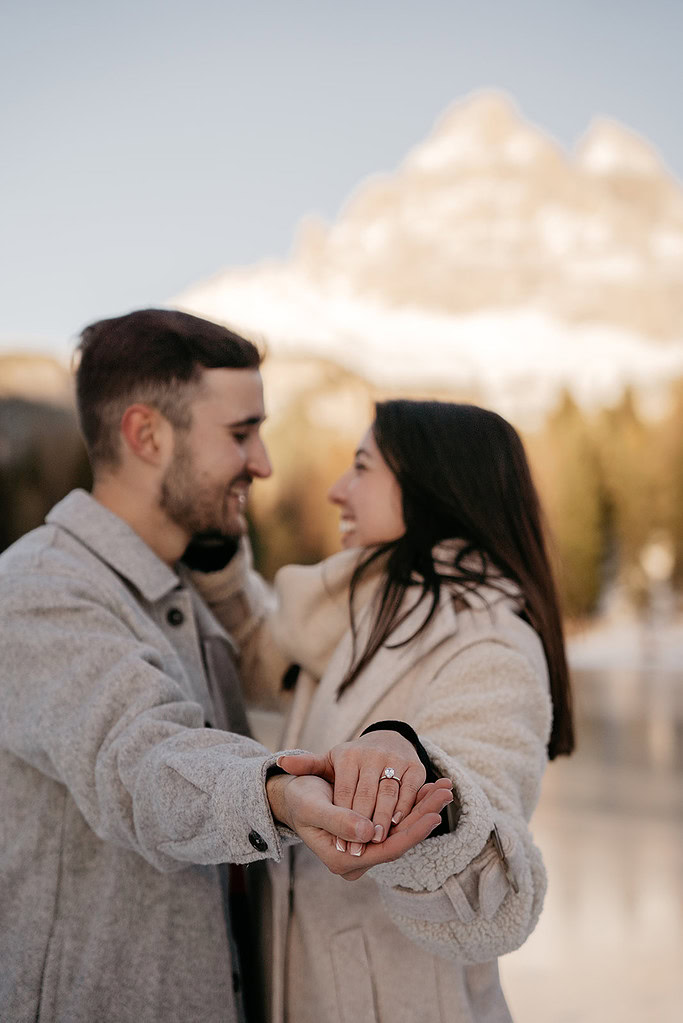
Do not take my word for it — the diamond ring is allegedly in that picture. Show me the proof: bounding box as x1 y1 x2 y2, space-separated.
381 767 400 784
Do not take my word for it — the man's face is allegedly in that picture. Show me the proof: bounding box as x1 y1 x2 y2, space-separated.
160 367 271 539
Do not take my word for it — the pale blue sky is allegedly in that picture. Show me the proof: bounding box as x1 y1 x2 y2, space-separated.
1 0 681 350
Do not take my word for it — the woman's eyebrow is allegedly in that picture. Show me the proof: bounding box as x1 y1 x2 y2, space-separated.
354 446 371 459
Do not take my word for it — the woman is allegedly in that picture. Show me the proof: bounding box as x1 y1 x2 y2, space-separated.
195 400 574 1023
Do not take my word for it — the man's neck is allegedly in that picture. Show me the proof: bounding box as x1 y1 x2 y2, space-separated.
91 478 189 567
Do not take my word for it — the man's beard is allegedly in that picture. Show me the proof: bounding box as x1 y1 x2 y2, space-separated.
159 433 245 540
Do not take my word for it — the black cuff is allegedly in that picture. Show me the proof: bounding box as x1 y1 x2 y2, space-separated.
182 535 239 573
360 719 454 837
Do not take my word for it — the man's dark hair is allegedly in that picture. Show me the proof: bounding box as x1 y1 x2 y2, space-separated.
75 308 262 469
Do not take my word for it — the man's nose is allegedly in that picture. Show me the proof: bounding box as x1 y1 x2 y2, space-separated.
247 436 272 479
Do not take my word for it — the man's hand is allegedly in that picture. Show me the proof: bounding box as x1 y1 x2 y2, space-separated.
266 772 375 846
266 771 452 880
277 730 427 847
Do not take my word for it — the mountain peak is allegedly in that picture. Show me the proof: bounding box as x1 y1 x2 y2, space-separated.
436 89 522 132
576 118 667 178
404 90 561 174
177 92 683 350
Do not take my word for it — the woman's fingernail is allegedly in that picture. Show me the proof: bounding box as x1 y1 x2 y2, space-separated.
391 811 403 825
372 825 384 843
336 837 347 853
349 843 364 857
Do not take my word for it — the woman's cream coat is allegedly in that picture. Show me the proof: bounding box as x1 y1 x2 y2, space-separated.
195 543 553 1023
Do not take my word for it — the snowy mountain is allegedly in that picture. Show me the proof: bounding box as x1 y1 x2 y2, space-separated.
174 92 683 423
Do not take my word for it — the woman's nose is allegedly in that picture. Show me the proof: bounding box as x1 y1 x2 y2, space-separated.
327 470 349 505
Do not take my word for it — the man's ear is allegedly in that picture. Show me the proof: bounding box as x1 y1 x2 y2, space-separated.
119 404 171 466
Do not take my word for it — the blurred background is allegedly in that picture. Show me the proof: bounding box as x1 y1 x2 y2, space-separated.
1 2 682 1019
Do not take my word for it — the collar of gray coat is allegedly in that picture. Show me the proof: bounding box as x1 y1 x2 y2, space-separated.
46 489 182 603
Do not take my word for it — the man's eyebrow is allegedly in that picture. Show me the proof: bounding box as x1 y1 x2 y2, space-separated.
225 415 266 428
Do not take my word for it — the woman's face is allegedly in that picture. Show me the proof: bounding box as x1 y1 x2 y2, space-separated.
328 427 405 549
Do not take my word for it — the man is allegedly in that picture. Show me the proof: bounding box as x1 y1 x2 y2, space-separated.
0 309 450 1023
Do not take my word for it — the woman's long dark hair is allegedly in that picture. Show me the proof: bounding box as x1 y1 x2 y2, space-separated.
339 400 574 760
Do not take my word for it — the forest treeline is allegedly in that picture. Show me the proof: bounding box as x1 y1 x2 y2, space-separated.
527 381 683 617
2 373 681 621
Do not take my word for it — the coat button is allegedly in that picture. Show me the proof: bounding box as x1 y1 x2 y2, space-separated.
166 607 184 626
248 830 268 853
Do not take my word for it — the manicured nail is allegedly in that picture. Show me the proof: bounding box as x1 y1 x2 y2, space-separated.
372 825 384 843
349 843 364 857
336 837 347 853
391 811 403 825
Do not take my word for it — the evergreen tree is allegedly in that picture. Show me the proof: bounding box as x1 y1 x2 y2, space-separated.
595 387 667 603
527 391 607 617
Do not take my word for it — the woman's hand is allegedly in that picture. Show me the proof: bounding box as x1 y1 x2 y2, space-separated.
266 771 453 879
277 730 428 853
339 778 454 878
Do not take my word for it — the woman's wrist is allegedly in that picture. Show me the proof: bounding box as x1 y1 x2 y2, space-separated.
360 720 438 783
361 720 458 836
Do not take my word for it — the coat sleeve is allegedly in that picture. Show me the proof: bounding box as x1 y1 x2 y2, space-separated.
368 637 552 964
190 541 295 710
192 541 356 709
0 565 291 873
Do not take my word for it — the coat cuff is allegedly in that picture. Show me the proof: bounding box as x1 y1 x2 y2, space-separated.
367 737 495 890
205 750 303 864
375 827 524 924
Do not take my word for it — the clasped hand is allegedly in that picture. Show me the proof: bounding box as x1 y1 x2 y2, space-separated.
268 730 453 880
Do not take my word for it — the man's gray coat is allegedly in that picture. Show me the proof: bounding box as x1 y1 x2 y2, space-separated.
0 490 285 1023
